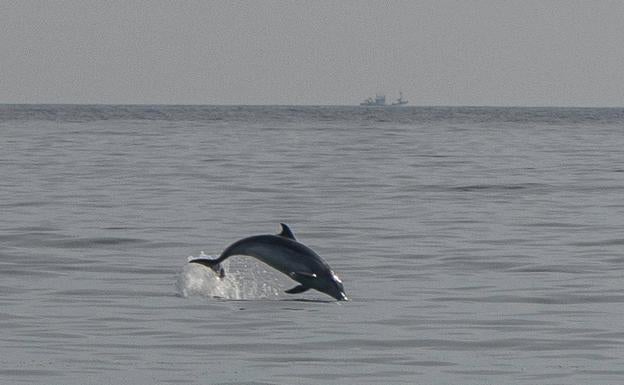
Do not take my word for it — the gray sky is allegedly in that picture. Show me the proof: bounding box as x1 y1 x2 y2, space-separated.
1 0 623 106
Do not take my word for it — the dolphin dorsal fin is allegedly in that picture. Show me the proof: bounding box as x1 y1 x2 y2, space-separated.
278 223 296 240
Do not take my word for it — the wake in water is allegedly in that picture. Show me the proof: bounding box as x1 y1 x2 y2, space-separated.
176 251 284 300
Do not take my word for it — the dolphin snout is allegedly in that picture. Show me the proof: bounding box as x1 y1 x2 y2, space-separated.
328 271 347 301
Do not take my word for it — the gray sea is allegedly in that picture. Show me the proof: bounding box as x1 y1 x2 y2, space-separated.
1 105 624 384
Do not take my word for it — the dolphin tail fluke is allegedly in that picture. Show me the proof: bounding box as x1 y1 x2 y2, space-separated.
189 258 226 279
285 284 310 294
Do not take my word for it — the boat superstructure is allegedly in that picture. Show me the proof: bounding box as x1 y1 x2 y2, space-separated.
360 94 387 106
392 92 408 106
360 92 407 106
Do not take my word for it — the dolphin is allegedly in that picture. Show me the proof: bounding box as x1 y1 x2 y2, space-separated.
188 223 347 301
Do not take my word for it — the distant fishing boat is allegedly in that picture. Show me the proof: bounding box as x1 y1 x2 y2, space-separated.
360 92 408 106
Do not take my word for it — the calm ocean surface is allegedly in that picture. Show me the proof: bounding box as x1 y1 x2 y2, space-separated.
1 105 624 384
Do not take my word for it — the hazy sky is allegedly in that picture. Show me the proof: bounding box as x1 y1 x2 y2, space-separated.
2 1 623 106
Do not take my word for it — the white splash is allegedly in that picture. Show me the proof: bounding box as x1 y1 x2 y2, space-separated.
176 252 284 300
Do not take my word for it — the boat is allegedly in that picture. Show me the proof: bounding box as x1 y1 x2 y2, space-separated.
360 94 387 106
360 92 408 106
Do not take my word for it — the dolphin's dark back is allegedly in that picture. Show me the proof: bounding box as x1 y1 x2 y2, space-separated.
220 234 330 276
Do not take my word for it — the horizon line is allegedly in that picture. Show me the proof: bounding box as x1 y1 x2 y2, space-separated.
1 103 623 109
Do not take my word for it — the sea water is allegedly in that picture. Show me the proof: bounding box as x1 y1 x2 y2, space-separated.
1 105 624 384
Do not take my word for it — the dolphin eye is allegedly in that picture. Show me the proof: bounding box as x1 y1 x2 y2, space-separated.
331 271 342 283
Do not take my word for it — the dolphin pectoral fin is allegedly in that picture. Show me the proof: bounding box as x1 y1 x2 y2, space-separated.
285 285 310 294
291 271 317 279
278 223 296 240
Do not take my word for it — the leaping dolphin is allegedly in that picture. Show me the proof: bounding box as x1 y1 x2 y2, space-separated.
188 223 347 301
